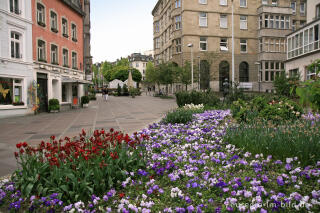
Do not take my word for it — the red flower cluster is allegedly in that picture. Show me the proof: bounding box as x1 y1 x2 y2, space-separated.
14 129 149 168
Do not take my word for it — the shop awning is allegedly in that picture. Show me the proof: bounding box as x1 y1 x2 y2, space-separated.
62 77 93 85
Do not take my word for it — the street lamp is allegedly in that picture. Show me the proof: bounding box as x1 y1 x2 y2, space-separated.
197 56 200 90
231 0 235 85
255 62 261 93
187 43 194 90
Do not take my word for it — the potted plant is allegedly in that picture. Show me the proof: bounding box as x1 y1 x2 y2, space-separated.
81 96 90 108
48 99 60 113
13 101 25 106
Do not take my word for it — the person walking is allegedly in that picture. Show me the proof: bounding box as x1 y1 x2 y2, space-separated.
105 88 109 101
102 87 106 101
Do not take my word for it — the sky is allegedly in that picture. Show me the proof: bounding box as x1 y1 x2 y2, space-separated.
91 0 158 63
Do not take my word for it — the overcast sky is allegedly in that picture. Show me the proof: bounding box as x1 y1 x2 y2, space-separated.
91 0 158 63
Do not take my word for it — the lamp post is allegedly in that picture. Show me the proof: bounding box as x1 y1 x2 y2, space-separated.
187 43 194 90
197 56 200 90
231 0 235 85
255 62 261 93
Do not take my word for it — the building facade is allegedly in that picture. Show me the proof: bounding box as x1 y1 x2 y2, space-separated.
83 0 92 81
32 0 87 112
286 0 320 81
152 0 306 92
128 53 153 81
0 0 34 118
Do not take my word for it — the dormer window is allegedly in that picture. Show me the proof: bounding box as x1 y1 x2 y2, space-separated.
9 0 20 15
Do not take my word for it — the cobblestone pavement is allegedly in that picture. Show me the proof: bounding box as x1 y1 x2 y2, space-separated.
0 94 177 177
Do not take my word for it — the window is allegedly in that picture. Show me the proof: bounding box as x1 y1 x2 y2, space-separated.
37 40 46 62
300 20 306 27
175 0 181 8
271 0 277 6
136 63 139 67
265 15 269 28
220 38 228 51
9 0 20 15
239 62 249 82
155 21 160 32
155 38 160 49
259 15 262 29
199 12 207 27
291 2 296 14
300 2 305 15
262 0 268 5
317 4 320 19
72 52 77 69
275 16 280 29
240 16 247 30
62 18 68 37
199 0 207 4
51 44 58 64
280 16 285 29
175 16 181 30
306 67 316 80
37 3 45 26
270 15 274 28
220 15 227 28
289 68 299 77
50 11 58 33
240 39 247 53
265 71 269 81
285 16 290 29
0 77 23 105
240 0 247 7
63 49 69 67
10 32 21 59
71 24 77 42
176 38 181 53
200 37 207 51
220 0 227 6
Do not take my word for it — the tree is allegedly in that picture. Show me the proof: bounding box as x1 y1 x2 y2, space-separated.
180 61 192 90
132 69 142 83
296 59 320 111
92 64 99 85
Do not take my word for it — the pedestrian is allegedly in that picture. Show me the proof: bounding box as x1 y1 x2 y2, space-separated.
105 88 109 101
102 87 106 101
222 78 230 100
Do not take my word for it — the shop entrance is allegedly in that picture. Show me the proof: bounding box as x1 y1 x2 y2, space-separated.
37 73 48 113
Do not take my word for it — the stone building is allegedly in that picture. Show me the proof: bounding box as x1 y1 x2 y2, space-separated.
152 0 306 92
32 0 89 112
285 0 320 81
0 0 34 118
128 53 153 81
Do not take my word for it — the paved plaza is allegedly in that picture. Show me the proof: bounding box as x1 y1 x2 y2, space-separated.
0 94 177 177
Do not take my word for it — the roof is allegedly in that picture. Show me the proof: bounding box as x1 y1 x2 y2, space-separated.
128 53 153 62
61 0 86 16
152 0 162 16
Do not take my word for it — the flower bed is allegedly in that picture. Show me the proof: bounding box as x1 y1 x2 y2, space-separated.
0 110 320 212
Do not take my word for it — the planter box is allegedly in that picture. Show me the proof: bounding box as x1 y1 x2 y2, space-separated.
50 110 59 113
82 103 89 108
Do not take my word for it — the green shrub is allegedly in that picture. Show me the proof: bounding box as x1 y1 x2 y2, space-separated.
122 84 129 96
225 119 320 167
81 96 90 105
117 84 122 96
162 109 194 124
48 98 60 111
175 91 220 107
129 87 141 97
274 71 299 97
89 94 96 100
